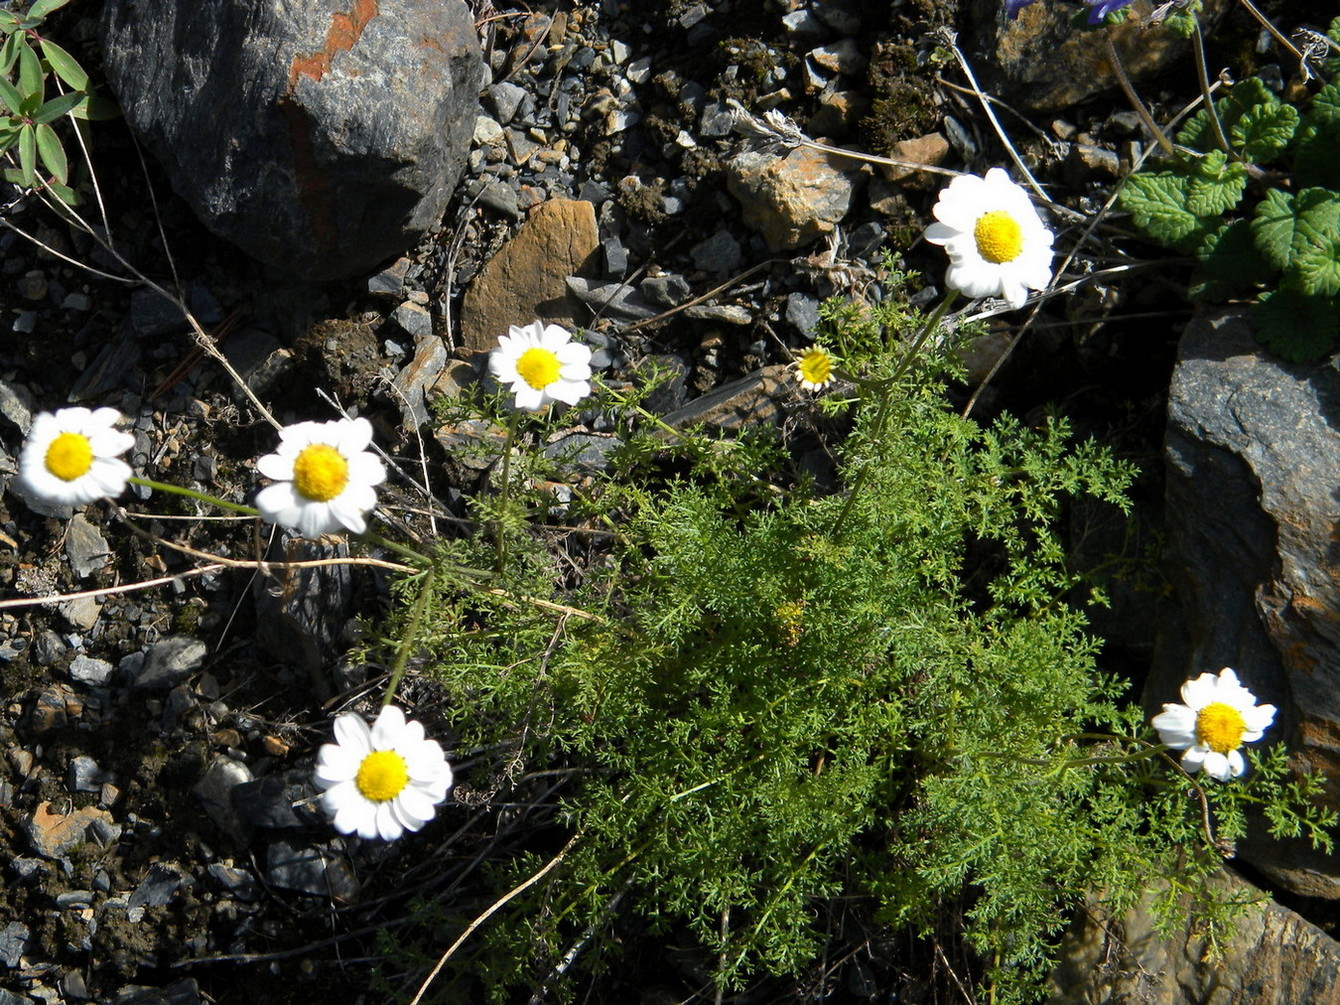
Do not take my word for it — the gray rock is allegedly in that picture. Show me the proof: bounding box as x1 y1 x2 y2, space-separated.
0 921 29 968
99 0 483 280
487 81 526 124
689 229 742 274
1150 307 1340 898
192 755 254 843
230 768 324 830
684 304 753 325
265 839 359 900
786 292 821 336
221 328 294 397
254 540 352 689
661 366 790 432
1050 868 1340 1003
131 636 207 689
112 979 202 1005
727 147 863 252
466 176 521 219
64 514 111 579
781 10 827 40
0 990 30 1005
543 433 620 474
565 277 659 319
366 257 410 298
128 863 183 909
33 631 67 667
205 863 259 901
391 302 434 339
641 274 692 307
0 378 35 433
58 596 101 631
393 332 449 430
67 755 114 794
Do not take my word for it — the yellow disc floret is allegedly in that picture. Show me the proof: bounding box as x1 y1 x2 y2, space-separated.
292 443 350 502
973 210 1025 264
45 432 94 482
796 348 833 387
515 347 562 390
355 749 410 802
1196 701 1248 754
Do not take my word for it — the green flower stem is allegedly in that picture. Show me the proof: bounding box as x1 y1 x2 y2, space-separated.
494 409 522 575
382 566 437 707
127 476 259 515
833 291 958 536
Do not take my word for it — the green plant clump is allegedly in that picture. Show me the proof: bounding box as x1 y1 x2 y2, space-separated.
391 289 1332 1003
1119 23 1340 361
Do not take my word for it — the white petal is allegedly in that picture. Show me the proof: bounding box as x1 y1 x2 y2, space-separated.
374 801 404 841
333 712 373 753
256 452 295 481
1180 672 1220 709
371 705 407 747
1225 749 1247 777
346 452 387 487
1181 746 1208 772
1201 751 1233 782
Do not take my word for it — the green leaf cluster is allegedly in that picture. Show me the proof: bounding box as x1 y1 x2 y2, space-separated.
1118 67 1340 361
388 295 1332 1003
0 0 111 204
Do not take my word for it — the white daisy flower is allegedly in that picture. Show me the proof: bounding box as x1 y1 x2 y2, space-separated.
1151 667 1277 781
794 346 836 391
254 417 386 538
489 320 593 411
313 704 454 842
18 406 135 506
923 167 1055 309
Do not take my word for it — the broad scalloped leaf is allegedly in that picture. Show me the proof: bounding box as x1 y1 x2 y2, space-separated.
1248 188 1339 273
1288 194 1340 296
1119 170 1208 247
1250 188 1300 271
1312 83 1340 127
1294 120 1340 190
1229 102 1297 164
1191 220 1267 300
1176 78 1278 154
1250 288 1339 363
1186 151 1248 216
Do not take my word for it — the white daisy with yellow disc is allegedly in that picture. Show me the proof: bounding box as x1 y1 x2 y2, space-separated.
794 345 836 391
314 704 454 841
923 167 1055 310
18 406 135 506
254 416 386 538
489 320 593 411
1151 667 1276 781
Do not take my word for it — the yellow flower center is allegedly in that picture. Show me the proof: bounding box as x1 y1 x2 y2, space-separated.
1196 702 1248 754
973 210 1025 264
515 347 562 390
355 750 410 802
796 348 833 387
45 432 94 481
291 443 349 502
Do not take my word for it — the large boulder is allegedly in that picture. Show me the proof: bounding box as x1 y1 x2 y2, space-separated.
99 0 482 280
1150 308 1340 897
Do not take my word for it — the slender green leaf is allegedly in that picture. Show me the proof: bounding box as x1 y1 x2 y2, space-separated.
0 30 19 73
33 120 65 184
0 11 21 29
32 89 81 124
1 167 25 186
45 178 77 206
0 76 22 115
28 0 75 19
39 39 87 91
18 122 36 188
70 93 119 121
16 41 43 101
0 124 20 155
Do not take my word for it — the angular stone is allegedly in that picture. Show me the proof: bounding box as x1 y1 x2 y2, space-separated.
1049 868 1340 1003
132 636 207 689
192 755 254 843
969 0 1234 113
24 801 120 859
661 366 790 432
99 0 483 280
266 839 359 901
64 514 111 580
1150 308 1340 897
392 332 448 430
727 147 863 252
459 198 601 352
